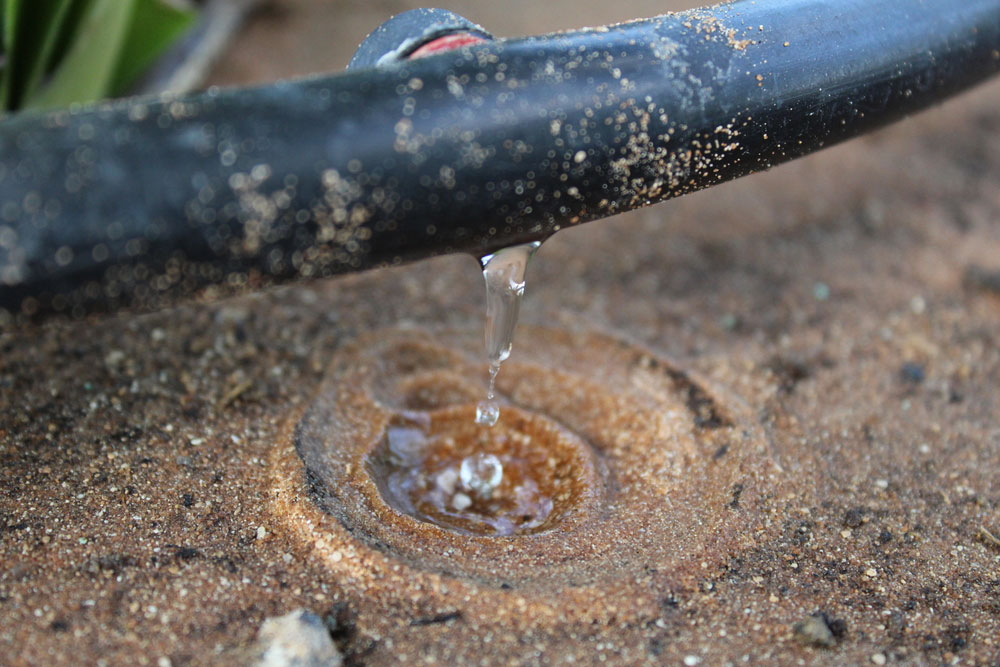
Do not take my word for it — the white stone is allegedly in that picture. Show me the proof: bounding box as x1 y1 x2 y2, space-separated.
254 609 341 667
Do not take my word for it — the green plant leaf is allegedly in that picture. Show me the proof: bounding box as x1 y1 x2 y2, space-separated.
2 0 107 111
20 0 75 104
3 0 197 111
0 0 61 110
111 0 196 96
1 0 24 109
3 0 20 51
23 0 135 110
46 0 97 73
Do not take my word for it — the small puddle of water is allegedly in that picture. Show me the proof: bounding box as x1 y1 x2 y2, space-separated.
368 410 562 536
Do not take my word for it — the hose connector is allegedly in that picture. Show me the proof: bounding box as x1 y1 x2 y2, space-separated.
347 9 492 70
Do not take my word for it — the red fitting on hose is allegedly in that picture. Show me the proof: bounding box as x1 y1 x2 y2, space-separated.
408 33 488 59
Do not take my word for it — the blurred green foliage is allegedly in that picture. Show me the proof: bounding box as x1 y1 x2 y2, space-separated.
0 0 197 112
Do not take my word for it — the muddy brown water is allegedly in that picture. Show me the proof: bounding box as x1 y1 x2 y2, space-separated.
2 1 1000 664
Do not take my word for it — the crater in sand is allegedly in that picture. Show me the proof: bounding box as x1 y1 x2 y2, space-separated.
272 325 774 623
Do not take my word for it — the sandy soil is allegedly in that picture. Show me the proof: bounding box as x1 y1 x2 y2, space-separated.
2 1 1000 665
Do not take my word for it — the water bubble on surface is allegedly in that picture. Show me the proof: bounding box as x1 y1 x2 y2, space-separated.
452 492 472 511
460 453 503 498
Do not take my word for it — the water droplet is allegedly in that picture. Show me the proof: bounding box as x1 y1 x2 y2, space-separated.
475 400 500 427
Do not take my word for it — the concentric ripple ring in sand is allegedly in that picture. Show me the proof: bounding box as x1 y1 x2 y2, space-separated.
268 326 775 627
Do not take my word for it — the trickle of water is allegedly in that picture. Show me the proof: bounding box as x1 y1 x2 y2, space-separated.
475 365 501 426
475 241 541 426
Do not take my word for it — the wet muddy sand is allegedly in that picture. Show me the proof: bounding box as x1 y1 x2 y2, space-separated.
3 1 1000 665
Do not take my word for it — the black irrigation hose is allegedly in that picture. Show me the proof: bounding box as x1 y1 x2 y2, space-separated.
1 0 998 322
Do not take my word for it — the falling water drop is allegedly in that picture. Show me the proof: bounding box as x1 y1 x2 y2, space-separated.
475 241 541 426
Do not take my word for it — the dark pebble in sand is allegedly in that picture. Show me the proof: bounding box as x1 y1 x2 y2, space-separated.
964 265 1000 294
844 508 865 528
899 362 925 384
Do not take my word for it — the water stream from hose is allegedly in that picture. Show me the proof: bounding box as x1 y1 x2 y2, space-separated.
474 241 541 426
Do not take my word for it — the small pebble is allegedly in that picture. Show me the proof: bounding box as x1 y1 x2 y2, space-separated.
899 362 925 384
871 653 886 665
793 614 835 648
844 508 864 528
964 265 1000 294
253 609 341 667
104 350 126 366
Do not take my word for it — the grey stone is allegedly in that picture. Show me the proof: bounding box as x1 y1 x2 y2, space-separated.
253 609 342 667
793 614 836 648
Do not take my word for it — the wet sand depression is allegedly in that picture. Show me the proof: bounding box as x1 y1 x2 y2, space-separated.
276 326 771 623
2 1 1000 664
